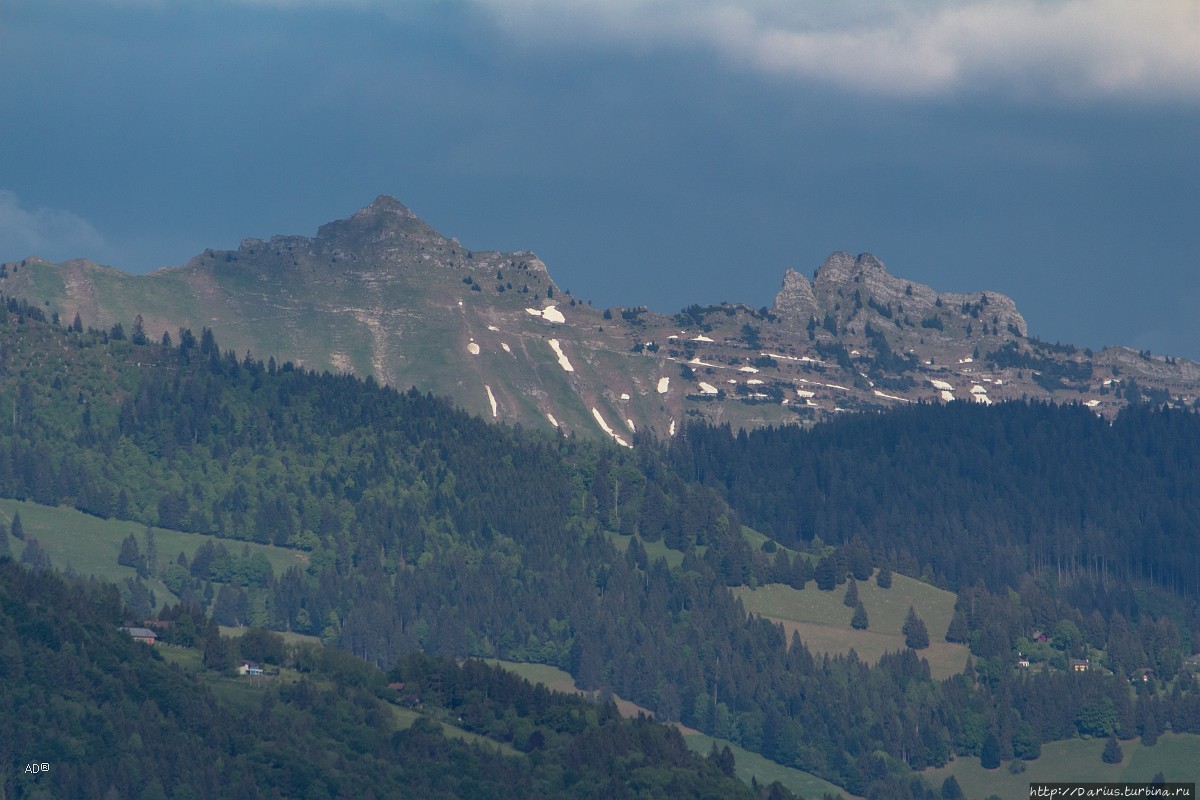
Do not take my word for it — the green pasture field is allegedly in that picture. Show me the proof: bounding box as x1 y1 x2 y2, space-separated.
922 732 1200 799
682 732 857 800
733 573 971 680
0 498 309 606
486 658 858 796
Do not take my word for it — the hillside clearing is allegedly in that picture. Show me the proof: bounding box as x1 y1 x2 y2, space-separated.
733 574 970 680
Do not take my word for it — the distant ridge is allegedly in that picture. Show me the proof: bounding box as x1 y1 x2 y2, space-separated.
3 198 1198 441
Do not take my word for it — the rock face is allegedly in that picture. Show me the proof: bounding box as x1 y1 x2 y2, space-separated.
790 251 1028 338
3 198 1199 441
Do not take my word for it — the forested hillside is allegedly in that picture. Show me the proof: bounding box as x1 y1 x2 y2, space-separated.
0 561 768 799
2 295 1199 798
667 402 1200 597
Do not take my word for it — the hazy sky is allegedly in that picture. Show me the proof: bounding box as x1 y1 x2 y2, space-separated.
3 1 1198 357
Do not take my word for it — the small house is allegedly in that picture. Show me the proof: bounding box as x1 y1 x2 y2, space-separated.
1017 654 1030 668
119 626 158 645
238 661 264 677
1071 658 1090 672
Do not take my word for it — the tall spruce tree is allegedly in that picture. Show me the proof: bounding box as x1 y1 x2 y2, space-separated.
904 606 930 650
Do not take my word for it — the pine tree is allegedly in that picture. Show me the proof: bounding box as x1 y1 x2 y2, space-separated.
981 732 1001 769
941 775 965 800
20 536 52 571
875 565 892 589
10 512 23 541
904 606 930 650
843 577 859 607
945 610 969 643
1101 736 1123 764
851 601 869 630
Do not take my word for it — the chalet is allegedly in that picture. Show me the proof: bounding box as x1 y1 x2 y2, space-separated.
238 661 265 677
1030 631 1049 644
1132 668 1155 684
1071 658 1090 672
1017 654 1030 668
119 626 158 645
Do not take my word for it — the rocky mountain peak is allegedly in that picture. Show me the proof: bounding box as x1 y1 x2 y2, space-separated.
773 268 819 320
812 252 890 285
355 195 417 220
315 195 444 251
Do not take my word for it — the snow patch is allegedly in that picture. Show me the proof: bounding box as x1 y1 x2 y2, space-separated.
958 357 974 364
487 325 499 332
796 389 815 398
657 377 670 394
691 334 714 342
940 390 956 402
929 379 953 391
548 339 574 372
1084 399 1100 408
973 393 992 405
591 407 631 448
669 419 676 437
620 392 630 400
760 352 821 364
970 384 988 394
484 385 498 418
698 382 718 395
501 342 511 353
739 366 759 373
546 413 559 428
746 379 764 386
467 341 480 356
626 418 636 432
873 389 910 403
542 305 566 324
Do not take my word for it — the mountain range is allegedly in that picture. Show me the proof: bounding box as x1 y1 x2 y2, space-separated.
5 195 1199 443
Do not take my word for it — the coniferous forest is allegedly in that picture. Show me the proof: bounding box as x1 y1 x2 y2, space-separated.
1 296 1198 798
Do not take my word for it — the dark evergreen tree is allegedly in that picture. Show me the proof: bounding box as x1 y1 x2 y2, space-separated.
851 601 869 630
875 564 892 589
1101 736 1123 765
10 511 23 540
945 610 969 643
980 732 1001 769
941 775 965 800
843 577 860 607
117 533 146 576
202 621 232 671
904 607 930 650
19 536 51 571
815 555 838 590
131 314 147 346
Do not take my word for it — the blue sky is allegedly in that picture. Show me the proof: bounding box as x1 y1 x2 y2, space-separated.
2 1 1198 357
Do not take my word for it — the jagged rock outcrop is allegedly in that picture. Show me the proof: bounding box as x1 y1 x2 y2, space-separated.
773 268 819 320
804 251 1028 338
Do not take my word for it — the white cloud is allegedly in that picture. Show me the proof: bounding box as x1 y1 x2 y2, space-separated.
469 0 1200 102
0 190 108 264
